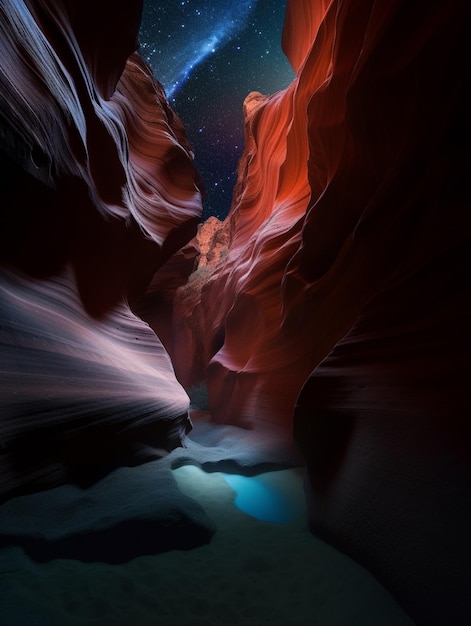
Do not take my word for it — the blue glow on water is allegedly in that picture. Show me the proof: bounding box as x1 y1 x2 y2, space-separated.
221 473 296 523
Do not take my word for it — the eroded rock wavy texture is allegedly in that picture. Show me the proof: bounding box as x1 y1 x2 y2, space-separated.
170 0 469 624
0 0 203 499
197 0 470 432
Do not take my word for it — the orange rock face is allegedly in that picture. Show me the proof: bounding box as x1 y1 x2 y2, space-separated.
162 1 469 623
179 0 471 437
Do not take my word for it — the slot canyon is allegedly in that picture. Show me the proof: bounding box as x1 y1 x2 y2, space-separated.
0 0 469 625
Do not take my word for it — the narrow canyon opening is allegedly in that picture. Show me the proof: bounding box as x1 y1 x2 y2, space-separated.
0 1 469 626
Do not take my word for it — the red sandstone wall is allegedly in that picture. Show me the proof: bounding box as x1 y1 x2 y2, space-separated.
164 0 470 623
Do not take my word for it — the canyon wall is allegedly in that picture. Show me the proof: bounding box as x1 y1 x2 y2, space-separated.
161 0 470 624
1 0 469 623
0 0 204 499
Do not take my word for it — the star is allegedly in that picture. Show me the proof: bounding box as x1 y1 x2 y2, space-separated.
140 0 294 220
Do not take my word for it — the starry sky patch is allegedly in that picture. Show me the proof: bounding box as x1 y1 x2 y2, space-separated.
139 0 294 220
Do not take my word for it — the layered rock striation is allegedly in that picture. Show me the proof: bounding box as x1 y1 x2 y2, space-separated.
0 0 203 499
162 0 470 624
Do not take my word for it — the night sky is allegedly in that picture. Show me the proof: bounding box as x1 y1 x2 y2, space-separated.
139 0 294 221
